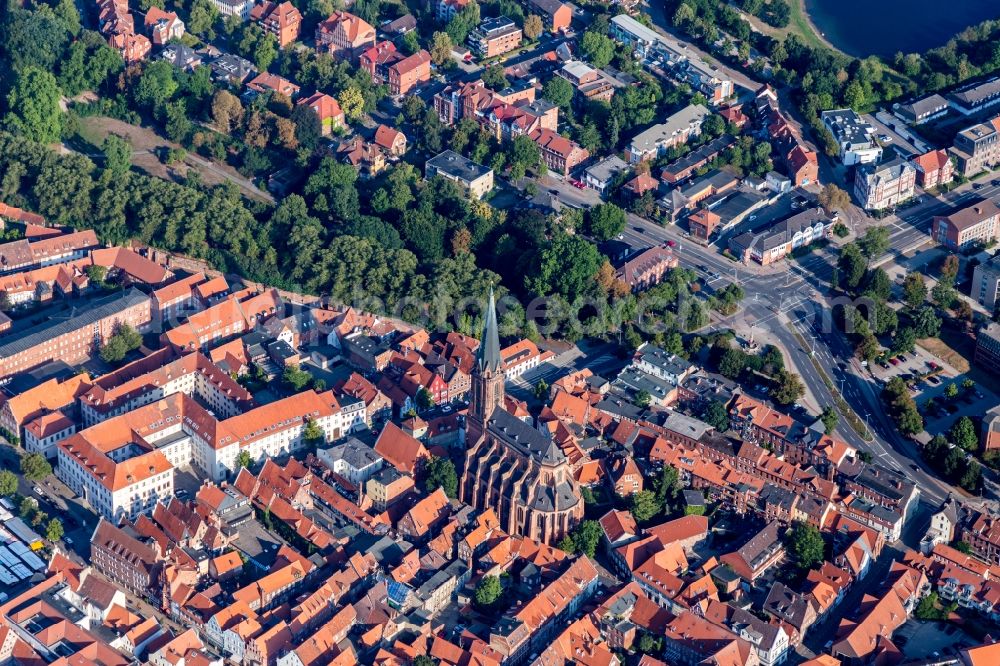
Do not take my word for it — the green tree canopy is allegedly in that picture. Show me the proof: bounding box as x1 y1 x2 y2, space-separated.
474 575 503 609
423 456 458 498
46 517 64 543
20 453 52 481
0 470 18 496
631 489 660 523
5 67 62 144
788 521 825 570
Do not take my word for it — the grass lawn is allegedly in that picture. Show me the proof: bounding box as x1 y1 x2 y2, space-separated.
917 333 971 374
740 0 834 53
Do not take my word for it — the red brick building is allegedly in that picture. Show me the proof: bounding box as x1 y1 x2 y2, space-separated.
912 149 954 189
250 1 302 48
529 128 589 176
0 288 151 379
359 42 431 96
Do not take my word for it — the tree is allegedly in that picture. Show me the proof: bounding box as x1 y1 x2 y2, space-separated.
524 14 543 40
580 31 615 68
430 31 453 66
857 226 891 263
838 244 867 290
212 90 244 133
20 453 52 481
542 76 574 108
5 67 62 144
482 65 509 91
634 390 651 408
944 382 959 400
338 87 365 121
570 520 602 557
891 326 917 356
950 416 979 451
912 306 942 338
819 182 848 213
0 470 18 496
423 456 458 498
932 280 957 310
902 273 927 308
821 406 839 434
102 135 132 176
788 521 825 570
585 203 627 241
525 234 603 301
46 518 64 543
189 0 219 36
414 656 437 666
954 541 973 554
416 387 435 410
533 378 549 400
772 370 805 405
100 324 142 363
474 575 503 609
303 419 324 446
134 60 178 109
701 400 730 432
253 33 278 72
282 364 312 391
236 450 253 469
718 347 747 379
631 490 660 522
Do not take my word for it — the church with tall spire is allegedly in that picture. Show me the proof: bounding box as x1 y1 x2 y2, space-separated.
459 290 584 545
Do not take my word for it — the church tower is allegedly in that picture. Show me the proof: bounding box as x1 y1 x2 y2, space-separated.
469 289 505 427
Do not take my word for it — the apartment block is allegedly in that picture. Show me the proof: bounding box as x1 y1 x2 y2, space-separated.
0 288 151 379
625 104 710 163
949 115 1000 178
821 109 881 166
972 254 1000 312
468 17 522 58
359 41 431 96
975 323 1000 374
912 149 954 189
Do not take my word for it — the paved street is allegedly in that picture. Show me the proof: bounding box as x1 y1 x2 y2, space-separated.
544 162 1000 506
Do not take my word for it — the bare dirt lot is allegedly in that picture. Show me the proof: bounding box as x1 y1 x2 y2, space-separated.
76 116 273 203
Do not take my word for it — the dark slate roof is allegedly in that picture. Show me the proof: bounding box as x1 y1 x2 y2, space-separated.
487 408 557 461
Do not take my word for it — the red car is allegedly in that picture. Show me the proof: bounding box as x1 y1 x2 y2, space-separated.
666 240 676 247
889 358 900 365
572 180 586 189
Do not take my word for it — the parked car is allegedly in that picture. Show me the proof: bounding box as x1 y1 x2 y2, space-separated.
927 375 941 385
666 240 676 247
889 357 900 365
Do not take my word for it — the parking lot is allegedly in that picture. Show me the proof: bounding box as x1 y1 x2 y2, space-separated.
894 619 977 660
868 341 997 435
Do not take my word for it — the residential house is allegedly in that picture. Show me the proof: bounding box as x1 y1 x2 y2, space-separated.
522 0 571 32
949 115 1000 177
949 77 1000 115
912 149 954 189
359 42 431 96
426 150 494 199
971 253 1000 312
296 93 345 136
529 128 589 176
250 1 302 48
210 0 255 19
893 93 949 124
373 125 407 157
144 7 184 45
247 72 300 99
584 155 629 194
720 521 785 583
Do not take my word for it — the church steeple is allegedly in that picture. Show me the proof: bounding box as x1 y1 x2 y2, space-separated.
477 289 502 374
470 289 505 425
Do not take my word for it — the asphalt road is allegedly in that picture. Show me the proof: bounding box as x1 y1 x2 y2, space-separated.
549 167 992 506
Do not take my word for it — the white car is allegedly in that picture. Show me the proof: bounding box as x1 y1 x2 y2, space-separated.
33 486 43 496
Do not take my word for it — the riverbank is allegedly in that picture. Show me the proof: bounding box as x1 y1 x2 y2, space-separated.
740 0 840 54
